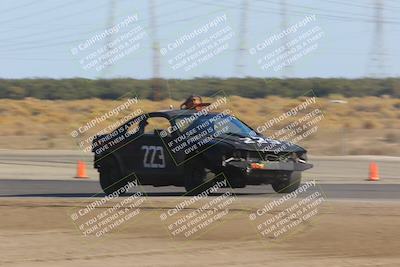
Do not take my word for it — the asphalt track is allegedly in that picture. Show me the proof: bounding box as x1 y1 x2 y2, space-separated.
0 150 399 201
1 151 400 183
0 179 399 200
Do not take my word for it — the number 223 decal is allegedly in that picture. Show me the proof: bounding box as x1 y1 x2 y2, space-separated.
141 145 166 168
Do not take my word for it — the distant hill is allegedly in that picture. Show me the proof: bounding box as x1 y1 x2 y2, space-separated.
0 77 399 100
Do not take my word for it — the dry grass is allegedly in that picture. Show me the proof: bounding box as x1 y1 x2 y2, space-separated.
0 96 399 155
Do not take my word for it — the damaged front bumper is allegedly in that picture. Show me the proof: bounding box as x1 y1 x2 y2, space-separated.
223 158 313 173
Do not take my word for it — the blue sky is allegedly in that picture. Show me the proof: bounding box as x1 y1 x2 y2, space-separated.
0 0 399 79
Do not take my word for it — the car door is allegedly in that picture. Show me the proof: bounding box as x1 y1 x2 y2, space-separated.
130 114 182 185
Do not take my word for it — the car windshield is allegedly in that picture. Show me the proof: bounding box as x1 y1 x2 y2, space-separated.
173 114 256 137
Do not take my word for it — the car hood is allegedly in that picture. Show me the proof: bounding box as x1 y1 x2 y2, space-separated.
214 134 306 153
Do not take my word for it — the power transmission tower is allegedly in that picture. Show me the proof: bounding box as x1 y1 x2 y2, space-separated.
149 0 161 100
235 0 249 77
368 0 386 77
280 0 292 78
102 0 117 77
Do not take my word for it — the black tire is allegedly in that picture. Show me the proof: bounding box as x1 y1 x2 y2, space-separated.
184 160 212 196
99 157 128 196
272 171 302 193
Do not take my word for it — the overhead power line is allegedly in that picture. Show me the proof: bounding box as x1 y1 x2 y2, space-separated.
0 0 40 16
0 0 83 25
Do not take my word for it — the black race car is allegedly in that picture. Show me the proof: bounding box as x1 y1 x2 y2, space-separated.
92 107 313 195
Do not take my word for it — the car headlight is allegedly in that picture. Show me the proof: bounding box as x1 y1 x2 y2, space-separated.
298 152 308 162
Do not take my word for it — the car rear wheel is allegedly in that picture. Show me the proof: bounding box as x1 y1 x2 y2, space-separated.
99 157 128 196
272 171 302 193
184 160 213 196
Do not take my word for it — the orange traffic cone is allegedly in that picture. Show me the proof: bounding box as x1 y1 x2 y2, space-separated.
75 161 89 179
368 162 379 181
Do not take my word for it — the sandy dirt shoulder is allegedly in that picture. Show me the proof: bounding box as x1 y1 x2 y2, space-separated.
0 197 399 267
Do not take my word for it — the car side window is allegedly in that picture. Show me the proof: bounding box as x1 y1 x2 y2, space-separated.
122 114 147 136
143 117 171 134
126 119 141 135
213 116 236 134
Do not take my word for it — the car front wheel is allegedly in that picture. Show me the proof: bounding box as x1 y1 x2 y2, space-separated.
272 171 302 193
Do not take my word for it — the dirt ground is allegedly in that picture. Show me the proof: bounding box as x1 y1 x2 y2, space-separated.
0 197 399 267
